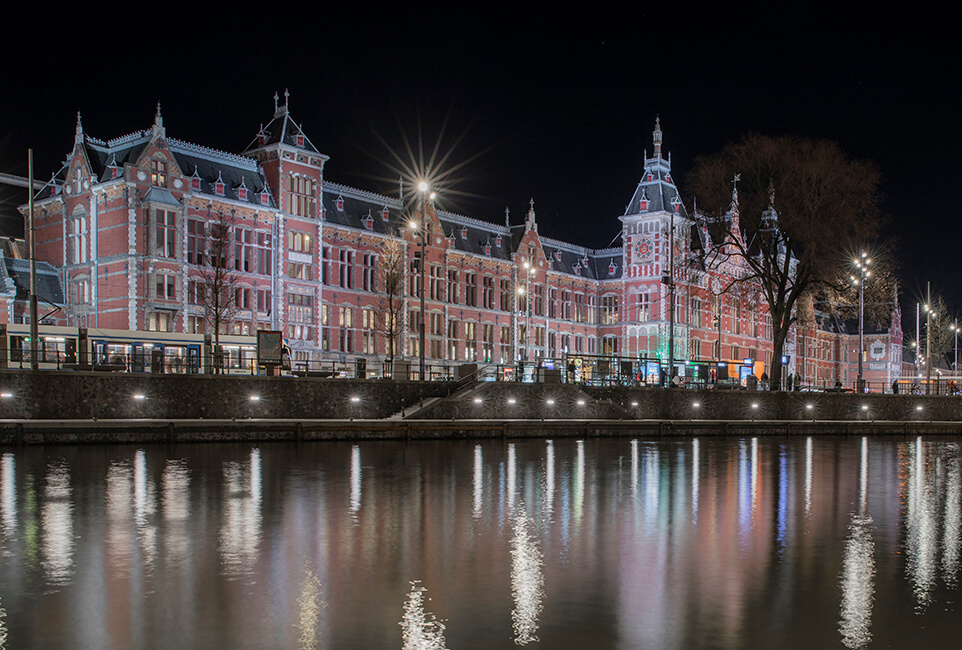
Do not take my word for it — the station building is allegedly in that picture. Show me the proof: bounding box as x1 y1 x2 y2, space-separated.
19 95 902 387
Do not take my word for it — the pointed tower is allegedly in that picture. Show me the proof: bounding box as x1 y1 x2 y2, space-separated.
243 90 329 220
617 117 693 363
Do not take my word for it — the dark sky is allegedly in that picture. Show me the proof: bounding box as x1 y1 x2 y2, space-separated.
3 5 959 322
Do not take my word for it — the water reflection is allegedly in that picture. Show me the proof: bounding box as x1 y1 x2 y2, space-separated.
1 438 961 648
0 455 14 540
296 564 326 650
473 444 483 519
41 461 73 586
510 508 544 645
219 448 262 577
943 444 960 588
0 591 7 649
839 437 875 649
350 445 361 517
162 459 190 565
400 581 447 650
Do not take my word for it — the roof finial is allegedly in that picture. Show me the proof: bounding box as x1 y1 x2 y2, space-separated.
152 102 165 138
525 198 537 233
505 206 510 227
729 173 741 215
398 176 403 202
273 91 279 113
74 111 84 146
284 88 290 110
768 177 775 208
652 115 663 158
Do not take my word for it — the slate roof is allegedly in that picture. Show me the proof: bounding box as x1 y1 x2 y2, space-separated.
244 105 321 154
322 182 403 235
169 139 276 208
1 256 65 305
623 154 690 220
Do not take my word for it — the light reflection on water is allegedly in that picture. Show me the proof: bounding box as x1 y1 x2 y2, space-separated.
0 437 959 648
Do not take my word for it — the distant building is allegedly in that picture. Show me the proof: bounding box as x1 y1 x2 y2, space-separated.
20 96 902 387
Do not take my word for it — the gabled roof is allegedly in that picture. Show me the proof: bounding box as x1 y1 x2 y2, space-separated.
622 120 690 221
244 91 321 154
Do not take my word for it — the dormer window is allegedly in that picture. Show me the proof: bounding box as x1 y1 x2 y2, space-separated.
336 196 344 211
484 243 491 256
460 227 468 239
555 250 562 261
363 215 374 230
582 256 589 267
191 176 201 190
382 207 390 221
214 173 225 196
608 261 617 275
495 235 502 247
260 189 270 205
640 198 648 211
647 173 653 182
296 134 304 147
237 180 248 201
666 173 672 184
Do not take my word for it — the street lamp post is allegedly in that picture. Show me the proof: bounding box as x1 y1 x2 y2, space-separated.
851 252 871 392
518 261 535 378
951 322 959 377
411 182 434 382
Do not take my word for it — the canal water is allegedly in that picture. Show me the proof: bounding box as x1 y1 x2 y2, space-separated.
0 436 959 649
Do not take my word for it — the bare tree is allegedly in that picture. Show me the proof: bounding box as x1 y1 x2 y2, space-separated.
688 135 881 390
376 233 406 371
925 297 955 370
201 210 239 361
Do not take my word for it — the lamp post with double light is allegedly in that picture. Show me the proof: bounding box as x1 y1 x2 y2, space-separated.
951 322 959 375
410 182 435 381
517 260 536 378
851 252 871 392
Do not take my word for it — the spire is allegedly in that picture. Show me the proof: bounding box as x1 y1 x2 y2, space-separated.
505 206 510 227
761 178 779 230
652 116 663 158
524 198 537 233
729 173 740 214
74 111 84 147
152 102 165 138
274 89 290 118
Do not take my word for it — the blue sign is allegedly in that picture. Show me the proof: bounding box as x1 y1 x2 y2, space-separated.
743 358 754 367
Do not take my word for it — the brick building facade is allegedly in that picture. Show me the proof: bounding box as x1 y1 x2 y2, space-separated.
21 97 902 387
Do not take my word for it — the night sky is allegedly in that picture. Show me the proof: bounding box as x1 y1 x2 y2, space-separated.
3 5 959 323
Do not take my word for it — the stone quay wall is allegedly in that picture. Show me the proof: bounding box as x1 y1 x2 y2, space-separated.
0 371 446 421
1 372 961 445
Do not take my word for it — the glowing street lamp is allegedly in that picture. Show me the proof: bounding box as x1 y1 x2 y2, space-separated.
411 182 436 381
851 252 871 392
951 322 959 374
517 261 536 368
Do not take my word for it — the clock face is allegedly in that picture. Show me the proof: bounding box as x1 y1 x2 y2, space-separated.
634 237 653 262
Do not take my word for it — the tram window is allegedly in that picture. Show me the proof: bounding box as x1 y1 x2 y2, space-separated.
10 336 24 362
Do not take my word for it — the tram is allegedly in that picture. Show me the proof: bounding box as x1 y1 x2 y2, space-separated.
0 323 260 374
